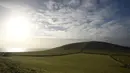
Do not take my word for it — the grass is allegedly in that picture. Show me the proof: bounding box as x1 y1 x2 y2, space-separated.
0 57 41 73
7 53 130 73
1 41 130 73
12 47 81 56
112 55 130 64
11 41 130 56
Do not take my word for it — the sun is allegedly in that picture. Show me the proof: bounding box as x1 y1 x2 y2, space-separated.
1 12 34 52
3 13 32 41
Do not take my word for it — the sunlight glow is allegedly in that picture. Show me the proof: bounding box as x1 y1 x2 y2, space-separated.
4 13 32 41
6 48 26 52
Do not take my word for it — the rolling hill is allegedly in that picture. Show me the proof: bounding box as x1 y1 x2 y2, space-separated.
3 41 130 73
12 41 130 56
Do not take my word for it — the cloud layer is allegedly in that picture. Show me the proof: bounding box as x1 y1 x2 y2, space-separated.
0 0 130 46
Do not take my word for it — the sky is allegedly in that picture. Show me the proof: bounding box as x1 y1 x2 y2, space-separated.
0 0 130 49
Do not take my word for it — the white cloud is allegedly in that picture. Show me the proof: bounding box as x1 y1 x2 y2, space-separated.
0 0 130 46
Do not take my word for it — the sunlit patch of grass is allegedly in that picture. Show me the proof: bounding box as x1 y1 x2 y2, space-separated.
8 54 130 73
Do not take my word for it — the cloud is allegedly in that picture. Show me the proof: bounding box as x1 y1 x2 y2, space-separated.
0 0 130 46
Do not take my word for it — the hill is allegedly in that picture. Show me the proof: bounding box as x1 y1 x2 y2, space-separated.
62 41 130 54
3 41 130 73
12 41 130 56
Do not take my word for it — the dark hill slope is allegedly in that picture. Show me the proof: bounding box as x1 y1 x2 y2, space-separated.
12 41 130 56
82 41 130 54
58 41 130 54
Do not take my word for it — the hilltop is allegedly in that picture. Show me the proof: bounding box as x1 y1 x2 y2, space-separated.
12 41 130 56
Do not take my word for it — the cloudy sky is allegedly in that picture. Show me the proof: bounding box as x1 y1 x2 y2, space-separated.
0 0 130 48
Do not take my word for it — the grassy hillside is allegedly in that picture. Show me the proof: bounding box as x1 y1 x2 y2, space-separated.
1 41 130 73
12 41 130 56
0 57 39 73
12 42 86 56
83 41 130 53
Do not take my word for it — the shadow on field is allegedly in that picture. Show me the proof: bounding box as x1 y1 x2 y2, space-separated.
110 55 130 69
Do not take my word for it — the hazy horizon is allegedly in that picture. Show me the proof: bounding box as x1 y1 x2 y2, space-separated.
0 38 130 52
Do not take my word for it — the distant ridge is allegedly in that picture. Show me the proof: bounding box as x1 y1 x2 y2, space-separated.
60 41 130 49
13 41 130 56
59 41 130 53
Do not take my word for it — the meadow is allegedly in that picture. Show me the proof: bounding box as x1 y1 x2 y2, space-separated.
7 54 130 73
0 41 130 73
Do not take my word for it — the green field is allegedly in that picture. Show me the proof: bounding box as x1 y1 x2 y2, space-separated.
0 41 130 73
112 55 130 64
0 53 130 73
6 54 130 73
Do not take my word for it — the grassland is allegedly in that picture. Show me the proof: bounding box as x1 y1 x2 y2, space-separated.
111 55 130 65
0 57 40 73
12 41 130 56
1 41 130 73
1 53 130 73
7 54 130 73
